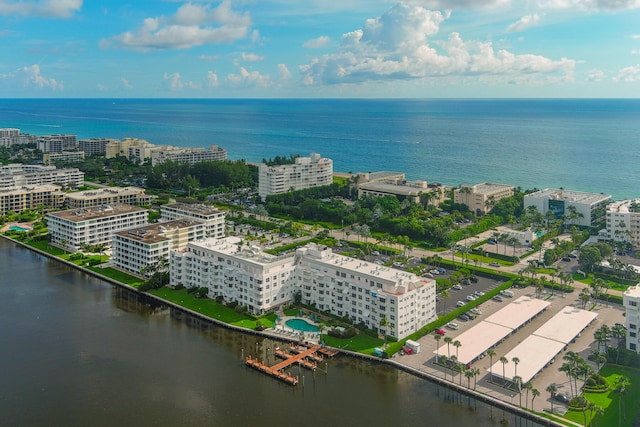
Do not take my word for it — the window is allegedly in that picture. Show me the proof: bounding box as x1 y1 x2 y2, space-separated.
630 324 637 330
630 301 638 307
631 343 637 351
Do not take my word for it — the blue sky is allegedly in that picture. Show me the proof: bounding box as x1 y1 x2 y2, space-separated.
1 0 639 98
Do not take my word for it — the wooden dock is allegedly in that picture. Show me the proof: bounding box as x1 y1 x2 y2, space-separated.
245 343 339 386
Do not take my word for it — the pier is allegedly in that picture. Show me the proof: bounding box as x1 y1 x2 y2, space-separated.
245 343 339 385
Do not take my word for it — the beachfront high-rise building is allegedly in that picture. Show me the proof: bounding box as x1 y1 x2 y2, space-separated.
65 186 151 209
355 171 445 206
150 144 227 166
524 188 611 227
160 203 226 238
0 164 84 189
0 184 65 215
47 204 149 251
37 134 77 153
454 182 515 215
605 199 640 248
623 285 640 353
170 239 437 339
112 219 206 277
79 138 117 156
43 151 85 165
0 129 36 147
258 153 333 201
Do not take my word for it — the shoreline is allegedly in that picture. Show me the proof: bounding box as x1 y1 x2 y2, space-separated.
1 233 564 427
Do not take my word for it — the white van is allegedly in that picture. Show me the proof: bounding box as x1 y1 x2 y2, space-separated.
500 290 514 298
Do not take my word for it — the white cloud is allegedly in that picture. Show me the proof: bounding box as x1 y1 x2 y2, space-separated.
241 52 264 62
633 34 640 39
632 49 640 55
0 0 82 18
417 0 510 8
205 71 219 87
163 72 184 90
613 64 640 82
199 54 219 61
226 67 271 87
121 77 133 89
506 14 540 33
303 36 331 49
97 83 107 91
278 64 292 80
20 64 63 90
300 3 576 86
537 0 640 10
585 69 605 81
109 1 251 50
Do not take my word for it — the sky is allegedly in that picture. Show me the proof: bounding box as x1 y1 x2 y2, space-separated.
1 0 640 98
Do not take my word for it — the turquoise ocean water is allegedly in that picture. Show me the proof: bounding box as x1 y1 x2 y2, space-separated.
1 98 638 199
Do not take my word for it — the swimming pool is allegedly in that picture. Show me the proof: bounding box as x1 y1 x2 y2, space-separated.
9 225 29 231
285 318 319 332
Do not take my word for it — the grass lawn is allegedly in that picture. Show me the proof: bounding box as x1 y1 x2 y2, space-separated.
563 365 640 427
322 333 384 353
86 266 144 286
575 275 628 292
27 240 67 256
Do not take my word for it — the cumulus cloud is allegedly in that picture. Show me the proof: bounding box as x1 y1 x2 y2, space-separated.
303 36 331 49
278 64 292 80
417 0 509 8
97 83 107 91
507 14 540 33
613 64 640 82
109 1 251 50
537 0 640 10
0 0 82 18
585 69 605 82
163 72 184 90
205 71 219 87
226 67 271 87
20 64 63 90
300 3 576 86
632 49 640 55
633 34 640 39
241 52 264 62
121 77 133 89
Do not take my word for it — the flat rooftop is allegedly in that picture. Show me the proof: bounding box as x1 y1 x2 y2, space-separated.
607 199 640 214
189 236 288 265
533 307 597 344
48 204 147 222
163 203 223 217
67 186 146 199
115 219 202 244
484 296 550 330
359 182 425 196
470 182 514 194
624 284 640 298
435 321 512 365
526 188 611 204
489 335 565 384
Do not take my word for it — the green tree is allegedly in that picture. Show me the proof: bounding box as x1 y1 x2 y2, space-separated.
546 384 557 414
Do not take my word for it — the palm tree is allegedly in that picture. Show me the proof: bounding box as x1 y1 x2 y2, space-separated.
512 356 520 379
379 317 389 348
531 388 540 411
453 340 462 360
487 348 496 382
614 375 630 426
465 368 474 389
471 367 480 390
434 334 442 363
513 375 523 406
499 356 509 385
444 336 453 358
523 381 533 409
612 324 627 363
546 384 557 414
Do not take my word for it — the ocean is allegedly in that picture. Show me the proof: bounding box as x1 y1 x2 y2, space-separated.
1 98 639 199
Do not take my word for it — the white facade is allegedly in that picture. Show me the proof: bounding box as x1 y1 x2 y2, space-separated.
524 188 611 227
605 199 640 248
112 219 206 277
150 144 227 166
258 153 333 200
66 186 152 209
623 285 640 354
0 164 84 189
79 138 116 156
43 151 85 165
160 203 225 238
47 204 148 251
170 240 437 339
454 182 515 215
0 129 36 147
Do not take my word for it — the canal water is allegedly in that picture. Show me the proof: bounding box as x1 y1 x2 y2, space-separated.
0 239 543 426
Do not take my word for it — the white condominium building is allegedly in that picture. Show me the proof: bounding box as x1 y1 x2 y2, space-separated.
605 199 640 248
258 153 333 200
170 240 437 339
524 188 611 227
47 204 148 251
454 182 515 215
150 144 227 166
160 203 226 238
112 219 206 277
0 164 84 189
37 134 77 153
43 151 85 165
0 184 65 215
66 186 152 209
623 285 640 353
356 171 444 205
171 237 298 315
79 138 117 156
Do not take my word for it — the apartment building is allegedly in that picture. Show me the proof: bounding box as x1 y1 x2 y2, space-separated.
47 204 148 251
0 184 65 215
43 151 85 165
623 285 640 353
605 199 640 248
160 203 225 238
356 171 445 205
170 239 436 339
524 188 611 227
79 138 117 156
150 144 227 166
112 219 206 277
37 134 77 153
0 164 84 189
0 128 36 147
258 153 333 200
454 182 515 215
65 186 151 209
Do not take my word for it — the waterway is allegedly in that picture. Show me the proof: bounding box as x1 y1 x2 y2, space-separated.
0 238 544 426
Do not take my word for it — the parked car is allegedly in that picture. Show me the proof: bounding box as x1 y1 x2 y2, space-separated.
470 308 482 315
469 276 478 283
474 290 485 296
453 284 463 290
430 269 440 274
489 262 501 267
445 322 459 330
456 301 466 307
458 313 471 321
492 295 504 302
568 253 577 258
435 328 446 336
437 267 446 274
466 295 477 301
464 312 475 319
553 393 570 404
561 256 571 262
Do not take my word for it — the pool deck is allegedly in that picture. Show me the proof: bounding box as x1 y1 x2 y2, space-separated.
1 222 33 232
267 315 323 344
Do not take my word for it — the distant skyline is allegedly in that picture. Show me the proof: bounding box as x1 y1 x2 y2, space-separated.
1 0 640 98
